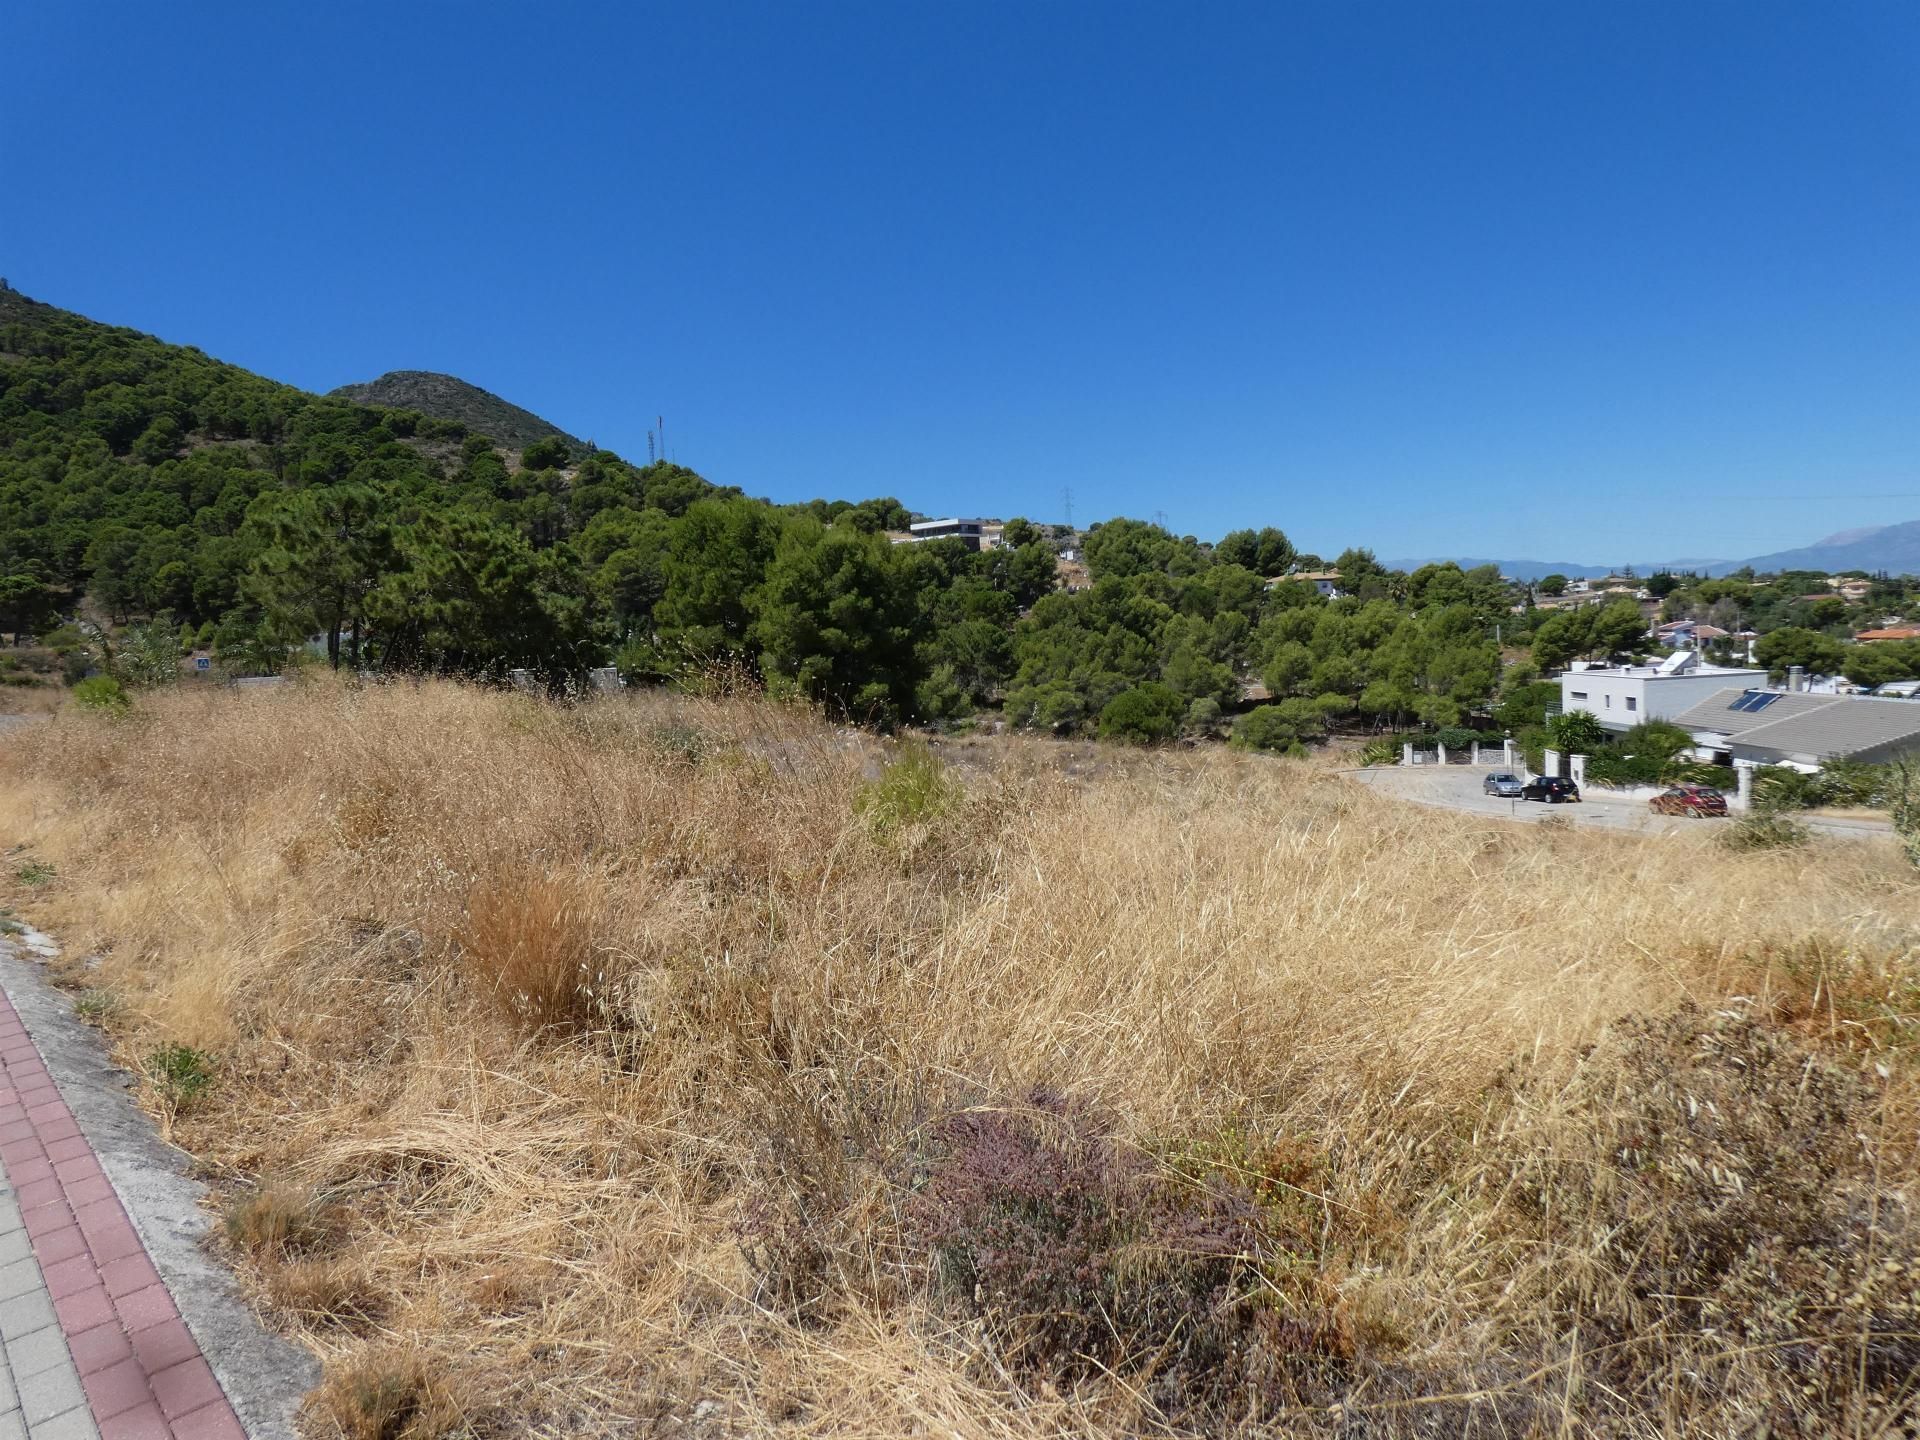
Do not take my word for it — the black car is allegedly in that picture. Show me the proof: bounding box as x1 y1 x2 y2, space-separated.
1520 776 1581 803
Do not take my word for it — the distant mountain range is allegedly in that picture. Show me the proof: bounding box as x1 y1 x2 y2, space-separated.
1388 521 1920 580
329 370 579 451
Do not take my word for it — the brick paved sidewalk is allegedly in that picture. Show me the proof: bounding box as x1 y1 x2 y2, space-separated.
0 994 245 1439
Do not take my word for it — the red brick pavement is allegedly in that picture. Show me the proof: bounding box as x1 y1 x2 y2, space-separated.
0 993 248 1438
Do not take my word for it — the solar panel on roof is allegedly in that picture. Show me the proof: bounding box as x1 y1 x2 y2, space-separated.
1747 692 1781 711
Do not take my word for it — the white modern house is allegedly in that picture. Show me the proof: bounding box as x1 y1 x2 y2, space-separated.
891 518 1004 551
1557 652 1768 731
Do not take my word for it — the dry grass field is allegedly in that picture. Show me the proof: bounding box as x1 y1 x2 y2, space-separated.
1 678 1917 1438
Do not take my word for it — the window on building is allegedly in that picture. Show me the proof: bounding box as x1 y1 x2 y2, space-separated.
1626 697 1638 712
1604 695 1612 708
1570 691 1588 701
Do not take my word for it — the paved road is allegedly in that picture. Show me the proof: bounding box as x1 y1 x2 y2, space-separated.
1345 764 1894 843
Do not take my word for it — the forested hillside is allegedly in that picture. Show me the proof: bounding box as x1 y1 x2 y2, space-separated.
1 283 1551 736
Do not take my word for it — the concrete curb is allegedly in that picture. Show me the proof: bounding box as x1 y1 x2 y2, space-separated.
0 933 316 1440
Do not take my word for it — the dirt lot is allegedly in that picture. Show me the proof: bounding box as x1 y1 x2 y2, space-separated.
1345 761 1895 842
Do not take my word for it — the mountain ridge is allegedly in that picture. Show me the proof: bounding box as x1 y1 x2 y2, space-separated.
329 370 580 450
1387 521 1920 580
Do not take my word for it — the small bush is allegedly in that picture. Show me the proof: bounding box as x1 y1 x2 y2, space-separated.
71 676 130 714
1357 738 1398 766
1719 810 1810 851
315 1350 467 1440
909 1091 1350 1421
267 1256 385 1328
72 989 118 1026
456 871 613 1036
1231 704 1307 754
1097 683 1182 745
225 1181 333 1259
146 1043 214 1113
1886 758 1920 869
1751 764 1823 813
854 742 958 841
13 860 55 886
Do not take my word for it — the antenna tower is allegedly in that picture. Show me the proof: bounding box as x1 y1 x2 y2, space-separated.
1062 486 1074 532
647 431 655 465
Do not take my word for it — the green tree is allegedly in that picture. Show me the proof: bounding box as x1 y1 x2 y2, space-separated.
750 522 922 723
367 511 594 679
519 436 570 471
1549 709 1608 754
242 484 391 669
652 497 781 666
1537 574 1568 596
1753 626 1847 679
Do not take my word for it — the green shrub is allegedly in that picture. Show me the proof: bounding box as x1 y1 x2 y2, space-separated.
72 990 119 1026
1751 765 1823 813
855 742 959 841
1888 760 1920 870
1668 760 1735 788
1813 757 1885 808
1358 738 1398 766
146 1043 215 1112
1230 705 1303 754
12 860 55 886
1582 745 1683 787
71 675 130 714
1097 683 1182 745
112 617 183 687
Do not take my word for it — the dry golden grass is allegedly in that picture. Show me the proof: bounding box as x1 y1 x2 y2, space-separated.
1 676 1917 1437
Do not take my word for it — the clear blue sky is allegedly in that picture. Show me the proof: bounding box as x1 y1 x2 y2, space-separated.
5 2 1918 563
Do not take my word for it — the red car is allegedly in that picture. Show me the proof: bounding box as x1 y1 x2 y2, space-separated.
1649 784 1729 818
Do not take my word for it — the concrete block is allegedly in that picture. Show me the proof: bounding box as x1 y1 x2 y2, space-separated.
0 1293 54 1343
15 1362 83 1425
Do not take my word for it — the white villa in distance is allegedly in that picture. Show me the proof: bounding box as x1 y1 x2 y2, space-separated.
1558 652 1767 730
889 518 1005 551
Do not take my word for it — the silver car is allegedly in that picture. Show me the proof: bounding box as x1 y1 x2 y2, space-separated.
1483 771 1524 797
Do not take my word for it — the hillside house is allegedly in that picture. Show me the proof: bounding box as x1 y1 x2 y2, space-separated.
1285 569 1343 598
1651 620 1729 647
890 518 1004 551
1857 625 1920 643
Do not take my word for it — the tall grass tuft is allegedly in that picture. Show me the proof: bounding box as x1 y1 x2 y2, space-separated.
455 868 613 1035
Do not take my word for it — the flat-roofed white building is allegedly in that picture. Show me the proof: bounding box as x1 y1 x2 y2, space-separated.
1558 653 1767 731
890 518 1003 551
